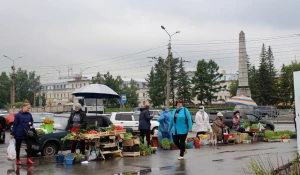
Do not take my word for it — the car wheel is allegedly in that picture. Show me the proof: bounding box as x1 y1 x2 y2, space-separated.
151 127 158 135
42 142 58 156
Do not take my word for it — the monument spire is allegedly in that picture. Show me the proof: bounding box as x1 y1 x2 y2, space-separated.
235 31 253 113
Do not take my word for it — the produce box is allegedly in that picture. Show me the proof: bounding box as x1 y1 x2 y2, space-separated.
108 130 116 136
133 138 140 145
123 139 134 147
250 129 259 133
240 133 249 143
123 145 139 152
116 129 126 135
99 131 108 136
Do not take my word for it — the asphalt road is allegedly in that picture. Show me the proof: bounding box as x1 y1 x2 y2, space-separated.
1 124 297 175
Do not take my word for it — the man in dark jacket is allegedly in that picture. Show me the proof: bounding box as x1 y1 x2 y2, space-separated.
68 103 87 154
139 104 153 146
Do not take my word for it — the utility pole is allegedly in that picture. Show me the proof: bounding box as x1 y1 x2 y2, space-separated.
4 55 22 108
161 26 180 108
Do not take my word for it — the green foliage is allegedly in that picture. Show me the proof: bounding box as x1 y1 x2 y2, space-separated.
122 79 139 107
86 125 99 131
161 138 171 148
250 124 258 129
123 133 133 140
0 72 11 108
169 57 180 108
192 59 225 105
228 80 238 97
257 133 265 137
146 57 167 106
264 130 275 139
176 58 192 104
243 122 250 128
185 142 190 149
139 144 147 151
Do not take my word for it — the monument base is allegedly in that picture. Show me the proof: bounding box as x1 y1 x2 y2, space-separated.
235 87 252 115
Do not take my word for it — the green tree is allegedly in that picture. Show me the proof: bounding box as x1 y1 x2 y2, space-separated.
92 72 104 84
146 57 167 106
0 72 11 108
257 44 269 105
192 59 209 105
206 60 225 105
228 80 238 97
100 72 123 107
14 68 40 105
123 79 139 107
280 61 300 104
248 65 260 102
168 56 179 108
176 58 192 103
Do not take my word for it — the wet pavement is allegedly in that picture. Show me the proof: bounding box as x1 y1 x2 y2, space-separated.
1 139 297 175
1 124 297 175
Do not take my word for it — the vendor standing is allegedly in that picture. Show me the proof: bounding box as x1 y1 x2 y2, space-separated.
212 112 228 141
195 105 211 138
67 103 87 154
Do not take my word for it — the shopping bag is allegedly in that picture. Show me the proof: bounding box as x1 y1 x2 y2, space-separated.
7 139 16 161
88 151 97 161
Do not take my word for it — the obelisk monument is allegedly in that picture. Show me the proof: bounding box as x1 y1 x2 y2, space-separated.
235 31 253 113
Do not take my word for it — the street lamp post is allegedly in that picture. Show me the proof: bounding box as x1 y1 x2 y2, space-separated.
3 55 23 108
161 26 180 108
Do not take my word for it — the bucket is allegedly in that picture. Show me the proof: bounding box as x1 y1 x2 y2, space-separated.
65 155 74 165
194 139 200 148
188 141 194 148
55 154 64 164
224 134 234 141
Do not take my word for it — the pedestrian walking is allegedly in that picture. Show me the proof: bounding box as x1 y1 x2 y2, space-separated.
67 103 87 154
157 106 171 142
195 105 211 138
292 104 297 132
168 99 193 160
139 104 153 146
10 100 34 165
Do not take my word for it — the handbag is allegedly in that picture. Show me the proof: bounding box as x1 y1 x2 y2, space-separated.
20 114 36 139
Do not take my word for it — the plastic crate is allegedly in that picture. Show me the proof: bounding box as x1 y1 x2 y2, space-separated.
123 145 139 152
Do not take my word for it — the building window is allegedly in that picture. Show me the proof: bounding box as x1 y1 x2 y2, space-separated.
61 94 62 98
57 85 59 89
143 84 146 88
137 84 139 88
143 93 145 97
53 86 55 89
72 84 74 88
64 85 66 89
225 96 228 100
54 94 56 98
123 84 127 88
224 76 226 81
143 101 145 105
80 84 82 88
46 86 48 90
219 96 223 100
60 85 62 89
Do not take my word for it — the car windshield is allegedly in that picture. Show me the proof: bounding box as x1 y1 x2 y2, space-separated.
54 116 69 130
85 99 103 106
32 113 54 123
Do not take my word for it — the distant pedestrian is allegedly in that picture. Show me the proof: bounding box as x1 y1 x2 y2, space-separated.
10 100 34 165
68 103 87 154
168 99 193 160
139 104 153 146
157 106 171 142
293 105 296 132
195 105 211 138
212 112 228 142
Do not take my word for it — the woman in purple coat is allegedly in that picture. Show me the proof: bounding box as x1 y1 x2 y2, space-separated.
10 101 34 165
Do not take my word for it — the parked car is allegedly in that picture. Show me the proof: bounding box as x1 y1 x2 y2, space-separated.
0 116 6 144
209 111 275 131
30 113 118 156
6 112 54 131
251 106 279 118
110 112 159 135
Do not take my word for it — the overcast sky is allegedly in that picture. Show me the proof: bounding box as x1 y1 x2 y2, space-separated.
0 0 299 81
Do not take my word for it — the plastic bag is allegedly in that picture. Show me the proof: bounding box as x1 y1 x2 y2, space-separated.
88 151 97 161
7 139 16 161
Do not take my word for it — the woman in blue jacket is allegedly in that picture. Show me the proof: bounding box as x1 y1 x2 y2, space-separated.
10 101 34 165
168 99 193 160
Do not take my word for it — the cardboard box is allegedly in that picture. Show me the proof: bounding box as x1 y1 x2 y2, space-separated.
123 139 134 146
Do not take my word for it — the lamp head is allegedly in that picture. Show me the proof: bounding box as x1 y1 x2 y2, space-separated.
176 31 180 33
161 25 165 30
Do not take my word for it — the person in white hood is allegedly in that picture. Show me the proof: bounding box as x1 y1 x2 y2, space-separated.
195 105 211 138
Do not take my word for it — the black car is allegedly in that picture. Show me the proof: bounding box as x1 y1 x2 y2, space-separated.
0 116 6 144
209 112 275 131
31 113 117 156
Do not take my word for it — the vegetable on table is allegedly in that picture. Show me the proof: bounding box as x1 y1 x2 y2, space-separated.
123 133 133 140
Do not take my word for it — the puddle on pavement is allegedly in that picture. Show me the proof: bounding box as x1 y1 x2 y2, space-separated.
218 147 276 154
114 165 181 175
212 159 224 162
233 156 248 160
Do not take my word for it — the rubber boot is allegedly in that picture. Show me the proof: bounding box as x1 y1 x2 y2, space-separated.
27 157 34 165
16 159 22 165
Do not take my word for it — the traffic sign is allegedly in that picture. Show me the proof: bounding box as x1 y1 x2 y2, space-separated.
121 94 126 103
